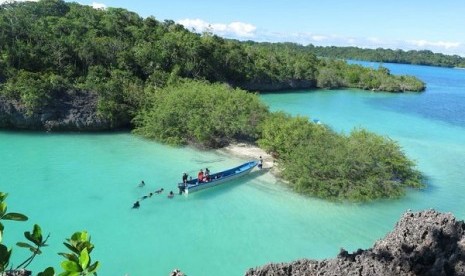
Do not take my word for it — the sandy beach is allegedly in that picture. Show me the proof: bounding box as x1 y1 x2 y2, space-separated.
216 142 274 170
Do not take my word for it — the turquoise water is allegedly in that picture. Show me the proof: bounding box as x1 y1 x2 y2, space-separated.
1 63 465 275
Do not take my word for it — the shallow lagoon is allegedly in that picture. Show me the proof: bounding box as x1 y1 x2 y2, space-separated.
1 62 465 275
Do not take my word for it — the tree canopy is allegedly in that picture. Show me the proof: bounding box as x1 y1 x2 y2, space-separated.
0 0 424 123
257 112 423 201
133 80 269 148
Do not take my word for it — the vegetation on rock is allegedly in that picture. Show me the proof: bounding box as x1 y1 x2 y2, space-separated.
257 112 423 201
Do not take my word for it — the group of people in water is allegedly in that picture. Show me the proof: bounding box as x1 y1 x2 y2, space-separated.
136 157 265 206
132 181 175 209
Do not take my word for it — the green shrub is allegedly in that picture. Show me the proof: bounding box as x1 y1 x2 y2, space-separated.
134 80 269 147
258 114 424 202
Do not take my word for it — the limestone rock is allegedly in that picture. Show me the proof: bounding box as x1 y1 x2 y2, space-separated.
245 209 465 276
0 90 124 131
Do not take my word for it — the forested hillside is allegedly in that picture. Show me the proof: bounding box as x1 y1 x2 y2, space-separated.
0 0 424 129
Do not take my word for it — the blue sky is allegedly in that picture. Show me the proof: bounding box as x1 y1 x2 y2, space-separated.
4 0 465 56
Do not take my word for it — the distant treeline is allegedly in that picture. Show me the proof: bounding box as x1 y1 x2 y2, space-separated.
307 45 465 68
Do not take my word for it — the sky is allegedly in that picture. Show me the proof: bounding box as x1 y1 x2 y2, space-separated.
2 0 465 56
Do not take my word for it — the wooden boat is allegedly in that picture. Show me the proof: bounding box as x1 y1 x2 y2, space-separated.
178 161 258 195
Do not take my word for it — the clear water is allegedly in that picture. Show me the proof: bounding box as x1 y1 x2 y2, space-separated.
1 62 465 275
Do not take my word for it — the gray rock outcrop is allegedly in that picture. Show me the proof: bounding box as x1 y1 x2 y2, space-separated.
0 90 118 131
233 79 316 92
245 209 465 276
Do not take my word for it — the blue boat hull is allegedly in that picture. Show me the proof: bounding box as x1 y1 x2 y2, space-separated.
178 161 258 194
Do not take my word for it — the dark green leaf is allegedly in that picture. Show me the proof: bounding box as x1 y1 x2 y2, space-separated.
3 212 28 221
32 224 43 244
0 244 12 268
63 242 80 255
16 242 35 251
87 261 100 274
38 267 55 276
71 231 85 242
59 252 79 263
25 231 34 243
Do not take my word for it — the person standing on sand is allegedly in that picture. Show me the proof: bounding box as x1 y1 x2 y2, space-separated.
258 156 263 169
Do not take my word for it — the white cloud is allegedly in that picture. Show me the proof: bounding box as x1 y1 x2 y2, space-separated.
177 18 209 32
91 2 106 10
177 18 256 38
407 40 460 50
311 35 327 42
227 21 256 37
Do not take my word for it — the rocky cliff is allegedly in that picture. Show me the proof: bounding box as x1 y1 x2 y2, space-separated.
0 90 118 131
245 210 465 276
233 79 316 92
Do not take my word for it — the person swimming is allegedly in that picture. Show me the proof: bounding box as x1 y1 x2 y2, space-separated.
140 191 155 200
155 188 164 194
132 201 140 209
138 180 145 187
168 191 174 198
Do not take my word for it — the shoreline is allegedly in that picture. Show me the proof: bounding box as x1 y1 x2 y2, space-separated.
216 142 275 170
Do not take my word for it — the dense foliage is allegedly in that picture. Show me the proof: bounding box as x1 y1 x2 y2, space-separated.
133 80 269 147
317 59 425 92
258 112 423 202
244 42 425 91
308 45 465 68
0 0 424 121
